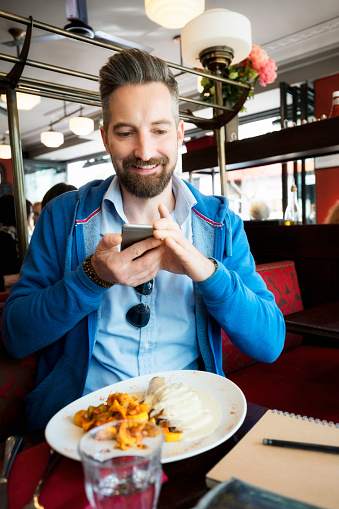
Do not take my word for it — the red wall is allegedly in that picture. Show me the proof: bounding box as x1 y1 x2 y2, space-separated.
316 167 339 223
314 73 339 118
314 73 339 223
0 158 13 183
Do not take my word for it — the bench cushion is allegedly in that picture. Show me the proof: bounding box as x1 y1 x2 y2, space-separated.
0 291 38 440
0 342 38 440
228 345 339 423
222 260 304 375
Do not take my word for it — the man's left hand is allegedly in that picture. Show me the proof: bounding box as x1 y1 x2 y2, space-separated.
153 204 216 282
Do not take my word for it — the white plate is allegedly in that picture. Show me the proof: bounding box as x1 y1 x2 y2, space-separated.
45 370 246 463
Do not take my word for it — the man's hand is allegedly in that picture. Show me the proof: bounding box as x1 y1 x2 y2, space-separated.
153 204 216 282
91 232 165 287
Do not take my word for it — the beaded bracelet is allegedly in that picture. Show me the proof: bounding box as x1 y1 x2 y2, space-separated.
83 255 113 289
208 258 218 274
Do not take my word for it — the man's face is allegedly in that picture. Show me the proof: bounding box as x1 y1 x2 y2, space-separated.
100 83 184 199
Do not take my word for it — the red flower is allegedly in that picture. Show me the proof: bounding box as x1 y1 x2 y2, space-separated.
258 58 278 86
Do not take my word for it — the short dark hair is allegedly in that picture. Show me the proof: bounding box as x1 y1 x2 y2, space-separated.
99 49 179 132
42 183 77 209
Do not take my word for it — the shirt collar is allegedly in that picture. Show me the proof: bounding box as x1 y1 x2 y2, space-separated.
102 173 197 227
171 173 197 226
103 176 128 223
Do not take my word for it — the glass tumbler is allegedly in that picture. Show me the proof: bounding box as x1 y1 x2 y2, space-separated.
78 420 164 509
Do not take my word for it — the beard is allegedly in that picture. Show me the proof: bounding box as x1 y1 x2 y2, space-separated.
113 156 177 199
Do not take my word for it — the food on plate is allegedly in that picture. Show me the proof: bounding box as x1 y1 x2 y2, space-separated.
74 376 221 442
74 392 148 432
144 377 221 441
96 421 157 451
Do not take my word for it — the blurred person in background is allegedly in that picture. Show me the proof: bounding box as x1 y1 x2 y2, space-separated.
0 194 32 291
32 201 42 226
250 201 270 221
26 199 34 242
41 183 77 209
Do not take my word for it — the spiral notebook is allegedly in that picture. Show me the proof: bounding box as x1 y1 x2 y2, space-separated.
206 410 339 509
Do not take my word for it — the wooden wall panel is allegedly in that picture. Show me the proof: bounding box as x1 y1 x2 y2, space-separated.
244 223 339 309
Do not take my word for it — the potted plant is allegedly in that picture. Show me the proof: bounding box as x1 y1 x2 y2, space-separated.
199 45 277 140
200 44 278 109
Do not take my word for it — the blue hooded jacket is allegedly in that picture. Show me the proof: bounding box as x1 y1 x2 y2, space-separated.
2 176 285 431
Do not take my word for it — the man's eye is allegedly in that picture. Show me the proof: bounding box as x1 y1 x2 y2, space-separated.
154 129 167 135
116 131 132 138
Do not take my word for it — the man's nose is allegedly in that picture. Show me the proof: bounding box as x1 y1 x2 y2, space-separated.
134 133 155 161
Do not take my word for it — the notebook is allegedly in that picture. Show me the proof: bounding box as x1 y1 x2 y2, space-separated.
206 410 339 509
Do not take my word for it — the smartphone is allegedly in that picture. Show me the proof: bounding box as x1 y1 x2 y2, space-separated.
121 224 155 250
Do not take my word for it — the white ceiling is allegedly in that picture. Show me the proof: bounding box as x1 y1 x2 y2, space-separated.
1 0 339 162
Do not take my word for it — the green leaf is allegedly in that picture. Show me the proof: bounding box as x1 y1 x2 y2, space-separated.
201 77 210 87
228 72 238 80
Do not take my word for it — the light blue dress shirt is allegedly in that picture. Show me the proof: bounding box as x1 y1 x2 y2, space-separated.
84 174 200 394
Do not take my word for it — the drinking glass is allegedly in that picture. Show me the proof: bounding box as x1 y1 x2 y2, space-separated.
79 420 164 509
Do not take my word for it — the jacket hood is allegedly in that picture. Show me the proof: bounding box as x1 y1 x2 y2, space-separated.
184 180 230 225
77 176 114 220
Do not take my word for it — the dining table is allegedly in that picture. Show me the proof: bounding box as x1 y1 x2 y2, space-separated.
284 300 339 341
1 402 267 509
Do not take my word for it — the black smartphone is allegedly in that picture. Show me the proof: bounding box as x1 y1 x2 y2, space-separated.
121 224 155 250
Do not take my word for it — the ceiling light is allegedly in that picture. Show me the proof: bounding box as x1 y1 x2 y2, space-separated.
40 129 64 148
0 136 11 159
69 115 94 135
181 8 252 70
145 0 205 29
1 92 41 110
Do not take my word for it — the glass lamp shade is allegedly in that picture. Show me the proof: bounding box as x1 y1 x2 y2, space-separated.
1 92 41 110
69 116 94 135
0 143 11 159
145 0 205 29
181 8 252 67
40 130 64 148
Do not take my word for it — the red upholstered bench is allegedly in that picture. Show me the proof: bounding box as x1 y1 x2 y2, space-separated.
223 261 339 423
0 292 39 441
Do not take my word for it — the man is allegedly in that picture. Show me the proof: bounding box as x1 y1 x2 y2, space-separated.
2 50 285 431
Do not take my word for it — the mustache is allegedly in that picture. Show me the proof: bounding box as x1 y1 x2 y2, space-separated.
123 156 168 169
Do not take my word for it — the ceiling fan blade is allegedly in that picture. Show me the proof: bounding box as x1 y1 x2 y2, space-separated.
66 0 152 52
2 39 23 47
2 30 152 51
94 31 153 53
2 0 153 54
2 33 65 47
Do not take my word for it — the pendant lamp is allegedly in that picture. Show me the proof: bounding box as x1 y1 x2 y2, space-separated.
40 129 64 148
145 0 205 29
181 8 252 71
69 109 94 135
1 92 41 110
0 136 11 159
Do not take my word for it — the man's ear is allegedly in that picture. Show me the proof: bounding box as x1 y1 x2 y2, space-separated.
100 126 110 154
177 119 185 148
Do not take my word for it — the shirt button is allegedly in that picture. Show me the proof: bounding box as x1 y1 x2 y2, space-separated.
144 343 149 349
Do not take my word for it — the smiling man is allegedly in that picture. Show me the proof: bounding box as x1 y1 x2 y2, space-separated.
103 83 181 200
2 50 285 432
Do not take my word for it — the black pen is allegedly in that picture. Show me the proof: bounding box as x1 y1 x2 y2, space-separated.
263 438 339 454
